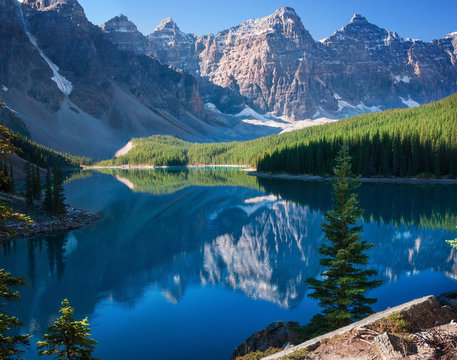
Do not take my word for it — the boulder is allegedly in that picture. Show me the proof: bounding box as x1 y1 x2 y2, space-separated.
231 321 299 359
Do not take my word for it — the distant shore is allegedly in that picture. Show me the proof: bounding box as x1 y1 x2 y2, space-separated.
82 164 252 170
82 165 457 184
248 171 457 185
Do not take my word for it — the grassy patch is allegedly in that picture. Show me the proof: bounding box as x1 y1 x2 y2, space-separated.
235 347 282 360
281 348 310 359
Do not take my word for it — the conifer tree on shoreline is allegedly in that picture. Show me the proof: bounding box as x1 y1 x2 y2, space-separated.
307 144 382 330
0 269 31 359
24 162 33 209
37 299 98 360
44 168 53 214
52 166 66 216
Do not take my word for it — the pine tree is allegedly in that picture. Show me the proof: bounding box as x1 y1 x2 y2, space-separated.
0 269 31 360
37 299 98 360
33 166 41 201
307 144 382 330
24 162 33 209
44 168 53 214
52 166 66 216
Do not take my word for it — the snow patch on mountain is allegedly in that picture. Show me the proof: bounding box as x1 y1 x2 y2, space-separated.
115 28 135 33
204 102 222 114
400 96 420 108
334 93 381 113
16 1 72 95
394 75 412 83
235 106 273 121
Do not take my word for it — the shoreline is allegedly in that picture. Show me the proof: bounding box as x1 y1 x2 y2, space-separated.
3 206 101 239
248 171 457 185
0 192 100 239
82 164 253 170
83 165 457 185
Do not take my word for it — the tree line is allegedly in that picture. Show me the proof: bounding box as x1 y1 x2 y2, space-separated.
256 131 457 177
24 163 66 216
101 92 457 178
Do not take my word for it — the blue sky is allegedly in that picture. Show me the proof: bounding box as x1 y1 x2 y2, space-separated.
78 0 456 41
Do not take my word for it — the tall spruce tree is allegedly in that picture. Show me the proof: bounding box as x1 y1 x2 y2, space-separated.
24 162 33 209
52 166 66 216
0 269 31 360
307 144 382 330
43 168 53 214
37 299 98 360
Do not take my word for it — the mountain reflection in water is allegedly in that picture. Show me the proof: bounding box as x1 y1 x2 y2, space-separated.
2 169 457 360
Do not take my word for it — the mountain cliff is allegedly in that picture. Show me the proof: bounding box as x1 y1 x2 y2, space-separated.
0 0 273 158
103 8 457 120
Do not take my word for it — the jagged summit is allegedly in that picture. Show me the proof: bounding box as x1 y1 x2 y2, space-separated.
21 0 79 10
349 13 368 24
115 14 128 21
272 7 297 16
101 13 139 33
155 17 179 32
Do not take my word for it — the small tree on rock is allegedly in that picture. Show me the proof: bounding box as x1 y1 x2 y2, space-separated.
307 144 382 330
0 269 31 360
37 299 98 360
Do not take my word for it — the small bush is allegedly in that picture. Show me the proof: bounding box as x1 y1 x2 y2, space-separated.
282 348 310 359
371 312 411 334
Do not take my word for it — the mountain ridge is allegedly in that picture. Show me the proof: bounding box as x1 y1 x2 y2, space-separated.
102 8 457 120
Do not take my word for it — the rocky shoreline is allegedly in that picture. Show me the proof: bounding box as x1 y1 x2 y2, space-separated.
0 192 100 239
0 207 100 238
4 207 101 238
234 291 457 360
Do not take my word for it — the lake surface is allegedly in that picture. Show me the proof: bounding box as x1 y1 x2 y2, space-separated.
2 169 457 360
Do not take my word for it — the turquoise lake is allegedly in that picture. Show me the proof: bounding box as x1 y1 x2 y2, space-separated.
2 169 457 359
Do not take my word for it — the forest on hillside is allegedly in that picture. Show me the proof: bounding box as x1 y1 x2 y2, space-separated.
99 93 457 178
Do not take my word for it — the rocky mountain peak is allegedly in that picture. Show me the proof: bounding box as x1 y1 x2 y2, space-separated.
221 6 313 48
271 7 298 19
101 14 140 34
155 17 179 32
349 13 368 24
21 0 79 10
20 0 86 20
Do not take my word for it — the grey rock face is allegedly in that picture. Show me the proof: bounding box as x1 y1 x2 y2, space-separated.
100 14 145 54
2 0 256 157
103 8 457 120
231 321 299 359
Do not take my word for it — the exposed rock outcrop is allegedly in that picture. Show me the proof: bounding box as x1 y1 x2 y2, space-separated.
260 294 457 360
231 321 299 360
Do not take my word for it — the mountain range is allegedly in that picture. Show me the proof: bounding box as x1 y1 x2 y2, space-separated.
102 8 457 120
0 0 456 158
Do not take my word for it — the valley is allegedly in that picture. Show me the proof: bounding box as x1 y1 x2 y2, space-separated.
1 1 457 359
